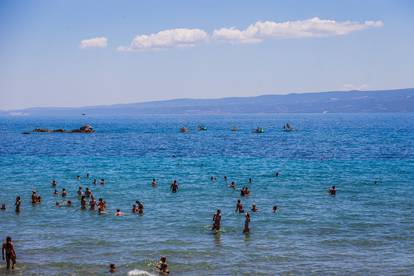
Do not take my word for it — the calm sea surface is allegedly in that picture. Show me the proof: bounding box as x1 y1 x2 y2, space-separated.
0 114 413 275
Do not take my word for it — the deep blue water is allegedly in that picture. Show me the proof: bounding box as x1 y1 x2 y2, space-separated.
0 114 413 275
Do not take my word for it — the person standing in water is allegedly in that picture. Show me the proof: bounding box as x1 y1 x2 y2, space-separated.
235 199 244 213
170 180 179 193
243 212 251 233
212 209 222 231
2 236 16 270
329 185 336 196
156 256 169 274
15 196 21 213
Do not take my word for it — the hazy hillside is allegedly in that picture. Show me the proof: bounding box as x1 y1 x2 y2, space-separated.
3 88 414 116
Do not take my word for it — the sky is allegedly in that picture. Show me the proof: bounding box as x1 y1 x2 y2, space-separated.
0 0 414 110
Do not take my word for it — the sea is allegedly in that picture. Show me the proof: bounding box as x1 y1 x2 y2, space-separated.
0 114 413 275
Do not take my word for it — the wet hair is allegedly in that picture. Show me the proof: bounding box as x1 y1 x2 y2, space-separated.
6 236 11 242
116 209 120 212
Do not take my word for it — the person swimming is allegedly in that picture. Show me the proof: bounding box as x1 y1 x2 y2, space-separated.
251 204 258 212
229 181 236 190
115 209 124 216
0 204 5 210
61 188 67 197
243 212 251 233
170 180 179 193
212 209 221 231
235 199 244 213
51 179 57 187
53 189 58 195
66 200 72 207
275 171 280 177
132 204 138 213
2 236 16 270
93 178 97 185
156 256 169 274
15 196 21 213
151 178 157 188
272 206 278 213
76 175 80 181
329 185 336 196
86 173 90 179
224 176 228 182
240 186 250 197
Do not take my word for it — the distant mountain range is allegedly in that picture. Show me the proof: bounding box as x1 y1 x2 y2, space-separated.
2 88 414 116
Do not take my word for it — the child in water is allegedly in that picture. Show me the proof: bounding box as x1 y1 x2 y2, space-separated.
156 256 169 274
2 236 16 270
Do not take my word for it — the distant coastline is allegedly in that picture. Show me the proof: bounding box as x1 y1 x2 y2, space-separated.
2 88 413 117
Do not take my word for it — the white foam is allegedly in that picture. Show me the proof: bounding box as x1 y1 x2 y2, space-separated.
127 269 156 276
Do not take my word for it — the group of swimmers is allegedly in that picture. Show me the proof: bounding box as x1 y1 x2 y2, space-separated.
1 172 338 273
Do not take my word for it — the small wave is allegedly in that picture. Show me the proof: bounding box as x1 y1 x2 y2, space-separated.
128 269 156 276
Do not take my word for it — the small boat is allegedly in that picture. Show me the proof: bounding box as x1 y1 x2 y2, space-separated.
198 125 207 131
231 127 238 132
180 127 189 133
283 123 295 132
254 127 264 133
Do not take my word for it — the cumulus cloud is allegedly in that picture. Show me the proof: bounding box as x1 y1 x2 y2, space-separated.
212 17 383 43
118 28 208 51
79 37 108 49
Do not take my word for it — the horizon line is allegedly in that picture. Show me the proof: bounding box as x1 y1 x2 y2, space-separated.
2 87 413 112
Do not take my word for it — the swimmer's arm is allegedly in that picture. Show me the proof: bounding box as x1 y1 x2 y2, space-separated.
1 244 5 260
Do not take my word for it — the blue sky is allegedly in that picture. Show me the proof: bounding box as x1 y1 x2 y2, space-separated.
1 0 413 109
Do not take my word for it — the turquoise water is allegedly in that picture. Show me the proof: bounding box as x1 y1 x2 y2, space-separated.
0 114 413 275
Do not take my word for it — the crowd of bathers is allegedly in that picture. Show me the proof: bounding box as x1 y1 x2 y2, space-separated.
1 170 338 273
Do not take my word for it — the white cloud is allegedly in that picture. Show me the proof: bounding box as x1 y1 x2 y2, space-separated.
118 28 208 51
212 17 383 44
79 37 108 49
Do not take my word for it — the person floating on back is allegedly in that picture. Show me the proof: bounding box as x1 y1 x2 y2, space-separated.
2 236 16 270
212 209 221 231
328 185 336 196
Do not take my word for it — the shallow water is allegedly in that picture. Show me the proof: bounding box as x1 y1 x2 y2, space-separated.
0 114 413 275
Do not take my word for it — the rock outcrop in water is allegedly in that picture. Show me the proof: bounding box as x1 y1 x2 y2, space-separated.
31 125 95 134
